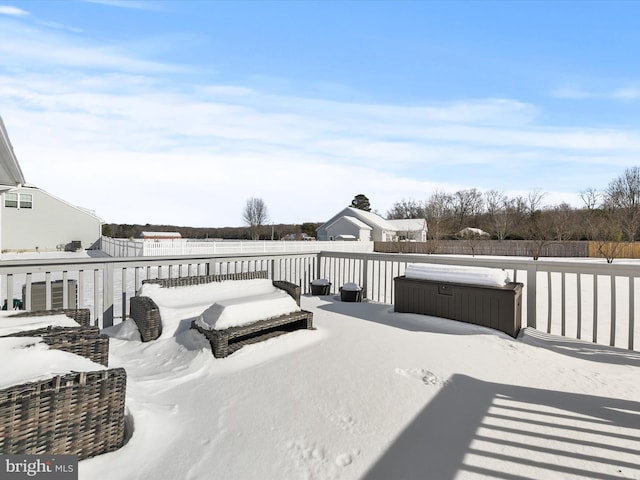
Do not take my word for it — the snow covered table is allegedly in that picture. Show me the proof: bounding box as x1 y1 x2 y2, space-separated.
394 264 524 337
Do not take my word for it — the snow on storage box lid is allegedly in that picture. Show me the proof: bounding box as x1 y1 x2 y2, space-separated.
195 290 301 331
404 263 511 287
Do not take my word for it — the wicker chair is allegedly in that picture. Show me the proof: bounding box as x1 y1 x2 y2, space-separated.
3 309 108 366
129 271 302 342
0 368 127 460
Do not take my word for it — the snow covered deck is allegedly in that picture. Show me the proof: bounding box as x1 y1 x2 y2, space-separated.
76 294 640 480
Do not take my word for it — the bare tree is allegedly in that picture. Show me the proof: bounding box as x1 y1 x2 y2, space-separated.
603 167 640 241
485 190 510 240
242 197 269 240
451 188 484 231
581 188 625 263
424 191 453 253
523 190 551 260
386 198 424 219
548 202 576 241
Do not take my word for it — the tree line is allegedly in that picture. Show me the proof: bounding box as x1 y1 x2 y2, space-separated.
102 222 321 241
385 167 640 247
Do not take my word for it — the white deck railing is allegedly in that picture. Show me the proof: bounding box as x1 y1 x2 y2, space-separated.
1 252 637 350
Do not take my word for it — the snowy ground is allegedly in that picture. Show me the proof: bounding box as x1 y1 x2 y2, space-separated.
67 293 640 480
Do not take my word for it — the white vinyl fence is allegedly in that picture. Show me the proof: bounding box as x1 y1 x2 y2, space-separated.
100 236 374 257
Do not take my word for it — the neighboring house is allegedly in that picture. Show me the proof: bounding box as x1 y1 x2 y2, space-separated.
0 116 103 252
316 207 398 242
458 227 490 238
141 231 182 240
387 218 428 242
281 233 315 241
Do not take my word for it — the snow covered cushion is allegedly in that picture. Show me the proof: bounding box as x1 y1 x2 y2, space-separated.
0 312 80 337
139 278 278 310
195 290 301 331
139 278 282 339
0 337 106 389
404 263 510 287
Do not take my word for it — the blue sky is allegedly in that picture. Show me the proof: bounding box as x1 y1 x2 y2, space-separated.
1 0 639 227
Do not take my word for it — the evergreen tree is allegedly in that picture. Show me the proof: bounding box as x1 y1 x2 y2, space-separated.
350 194 371 212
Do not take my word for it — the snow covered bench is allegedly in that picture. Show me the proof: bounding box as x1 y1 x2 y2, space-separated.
394 264 524 337
129 271 311 353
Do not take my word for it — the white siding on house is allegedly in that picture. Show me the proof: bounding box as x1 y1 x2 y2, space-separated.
325 216 372 241
387 218 428 242
317 207 398 242
1 186 102 252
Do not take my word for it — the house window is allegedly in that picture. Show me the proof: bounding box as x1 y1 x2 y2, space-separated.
19 193 33 209
4 193 17 208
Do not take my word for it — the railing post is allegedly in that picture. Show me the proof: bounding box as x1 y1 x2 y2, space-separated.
102 263 114 327
526 264 537 329
362 257 369 299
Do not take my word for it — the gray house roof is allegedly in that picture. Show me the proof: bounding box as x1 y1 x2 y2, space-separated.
324 214 372 232
0 116 26 186
387 218 427 231
319 207 397 233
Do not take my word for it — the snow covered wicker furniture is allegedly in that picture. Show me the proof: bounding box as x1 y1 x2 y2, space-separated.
2 309 109 366
393 264 524 338
129 271 302 342
11 308 91 326
0 368 127 460
191 309 314 358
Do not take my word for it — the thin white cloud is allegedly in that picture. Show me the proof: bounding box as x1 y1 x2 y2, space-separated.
612 87 640 100
0 5 28 16
2 11 639 226
81 0 164 11
552 84 640 101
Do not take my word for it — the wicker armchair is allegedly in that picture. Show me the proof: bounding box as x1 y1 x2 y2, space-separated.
0 368 127 459
3 309 108 366
129 271 302 342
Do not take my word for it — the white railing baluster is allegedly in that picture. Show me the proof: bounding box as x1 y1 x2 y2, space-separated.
610 274 616 347
0 250 637 350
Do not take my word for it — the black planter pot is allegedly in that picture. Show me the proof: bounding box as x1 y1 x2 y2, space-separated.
311 283 332 295
340 288 362 302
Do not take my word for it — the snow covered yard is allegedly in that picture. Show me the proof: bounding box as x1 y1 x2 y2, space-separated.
76 294 640 480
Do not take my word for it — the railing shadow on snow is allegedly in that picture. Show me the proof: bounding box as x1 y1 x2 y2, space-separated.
361 374 640 480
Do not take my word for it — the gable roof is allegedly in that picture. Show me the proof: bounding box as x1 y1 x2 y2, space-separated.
319 207 397 232
325 214 372 231
0 116 26 186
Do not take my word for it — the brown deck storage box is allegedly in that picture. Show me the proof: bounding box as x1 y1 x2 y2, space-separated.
393 276 523 337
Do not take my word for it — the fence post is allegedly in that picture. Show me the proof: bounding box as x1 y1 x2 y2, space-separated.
526 263 537 329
